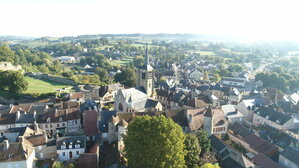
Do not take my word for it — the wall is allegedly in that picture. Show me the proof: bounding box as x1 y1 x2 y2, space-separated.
279 154 299 168
57 148 85 161
39 74 76 85
0 160 27 168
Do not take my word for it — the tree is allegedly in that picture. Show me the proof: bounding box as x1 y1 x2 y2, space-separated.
133 56 144 67
0 71 28 97
185 134 201 168
213 73 221 83
194 129 210 156
200 163 220 168
115 68 136 87
0 45 14 63
124 115 186 168
52 161 64 168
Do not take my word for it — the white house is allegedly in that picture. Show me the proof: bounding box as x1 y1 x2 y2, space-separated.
221 104 244 124
221 77 246 88
57 56 76 63
237 99 260 124
57 136 86 161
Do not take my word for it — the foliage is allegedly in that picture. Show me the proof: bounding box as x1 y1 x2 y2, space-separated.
203 71 209 81
194 129 211 156
114 68 136 87
0 71 28 97
200 163 220 168
185 133 201 168
0 45 14 63
124 115 186 168
213 73 221 83
67 163 76 168
52 161 64 168
71 74 101 85
133 56 144 67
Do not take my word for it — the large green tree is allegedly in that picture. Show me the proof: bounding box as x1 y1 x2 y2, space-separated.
114 68 136 87
124 115 186 168
195 129 210 156
0 71 28 97
185 134 201 168
0 45 14 63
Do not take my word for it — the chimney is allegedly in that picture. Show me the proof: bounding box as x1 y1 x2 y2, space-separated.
34 121 38 132
4 140 9 150
16 111 20 121
188 114 193 123
33 111 36 120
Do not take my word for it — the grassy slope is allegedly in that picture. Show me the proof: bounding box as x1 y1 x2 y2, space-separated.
24 77 69 94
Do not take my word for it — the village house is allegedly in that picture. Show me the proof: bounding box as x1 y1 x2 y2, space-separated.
189 69 203 81
0 139 35 168
279 145 299 168
221 104 244 124
83 110 99 141
186 106 228 137
253 106 299 130
221 77 246 88
56 136 86 161
99 83 124 102
210 135 255 168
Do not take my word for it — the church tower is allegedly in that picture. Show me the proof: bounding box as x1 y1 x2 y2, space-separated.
203 105 214 136
137 44 154 97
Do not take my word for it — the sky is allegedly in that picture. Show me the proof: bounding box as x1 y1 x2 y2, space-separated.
0 0 299 41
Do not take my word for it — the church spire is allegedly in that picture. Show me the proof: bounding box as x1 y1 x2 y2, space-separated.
145 43 149 65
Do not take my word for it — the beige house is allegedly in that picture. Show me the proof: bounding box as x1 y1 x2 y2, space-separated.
0 139 35 168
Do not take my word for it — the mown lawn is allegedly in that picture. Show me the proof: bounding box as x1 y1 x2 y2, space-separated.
110 56 134 66
24 77 69 94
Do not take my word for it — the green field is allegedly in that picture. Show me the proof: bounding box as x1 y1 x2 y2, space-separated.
110 56 134 66
24 77 70 94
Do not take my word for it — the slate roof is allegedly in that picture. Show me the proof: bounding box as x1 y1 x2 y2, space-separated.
210 134 226 151
37 107 80 123
221 157 244 168
258 125 298 150
16 113 35 124
144 99 159 108
28 105 47 114
0 113 16 125
57 136 86 150
254 106 292 125
229 122 251 138
156 89 170 98
252 153 282 168
280 146 299 166
99 111 116 133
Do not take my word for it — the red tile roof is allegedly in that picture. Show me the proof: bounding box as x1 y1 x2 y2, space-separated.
83 110 98 136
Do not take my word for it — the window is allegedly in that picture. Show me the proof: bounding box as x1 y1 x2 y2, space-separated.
40 153 43 158
0 132 3 136
59 117 63 122
45 125 48 128
118 103 123 111
50 124 53 128
62 123 65 127
62 152 65 157
57 124 60 127
76 151 79 155
142 71 146 79
47 118 50 123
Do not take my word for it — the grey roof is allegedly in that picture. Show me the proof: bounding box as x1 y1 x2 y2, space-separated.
81 100 98 111
221 157 244 168
99 111 116 133
280 146 299 166
219 149 230 158
210 134 226 152
144 99 159 108
29 105 47 114
254 106 292 125
156 89 170 98
57 136 86 150
258 125 298 150
5 127 27 135
229 122 251 138
16 113 35 124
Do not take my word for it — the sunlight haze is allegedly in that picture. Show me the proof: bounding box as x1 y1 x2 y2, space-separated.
0 0 298 41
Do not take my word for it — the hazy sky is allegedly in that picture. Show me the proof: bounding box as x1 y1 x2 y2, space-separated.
0 0 299 41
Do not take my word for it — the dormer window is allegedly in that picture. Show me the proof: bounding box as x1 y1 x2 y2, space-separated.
61 142 66 149
69 141 73 149
75 140 80 148
59 117 63 122
47 118 50 123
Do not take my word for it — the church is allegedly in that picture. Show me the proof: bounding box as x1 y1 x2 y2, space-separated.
114 44 162 113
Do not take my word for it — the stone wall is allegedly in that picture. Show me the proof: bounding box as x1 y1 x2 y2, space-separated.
40 74 76 85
